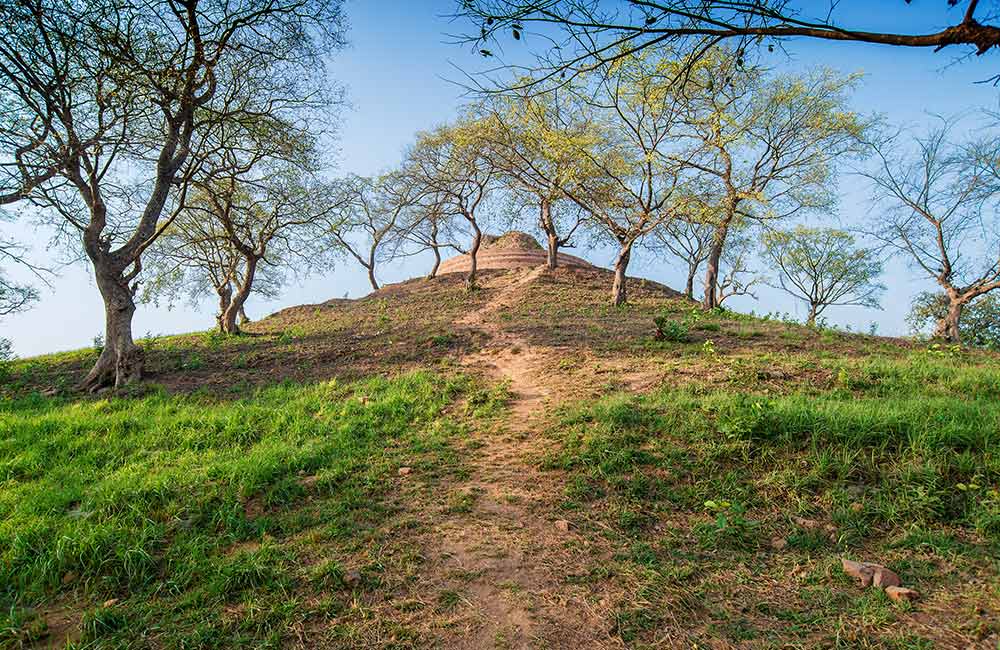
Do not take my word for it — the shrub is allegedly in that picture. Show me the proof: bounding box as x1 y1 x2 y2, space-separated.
653 314 690 342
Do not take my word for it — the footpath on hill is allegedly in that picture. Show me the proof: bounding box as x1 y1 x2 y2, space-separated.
407 266 617 649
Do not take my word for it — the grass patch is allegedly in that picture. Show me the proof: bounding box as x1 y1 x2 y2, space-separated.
0 371 466 647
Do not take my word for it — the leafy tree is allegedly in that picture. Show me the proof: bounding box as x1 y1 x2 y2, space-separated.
475 84 600 269
715 227 763 307
397 189 467 280
907 291 1000 349
0 0 346 390
456 1 1000 92
864 122 1000 343
405 120 500 290
762 226 884 326
560 51 691 306
666 52 867 309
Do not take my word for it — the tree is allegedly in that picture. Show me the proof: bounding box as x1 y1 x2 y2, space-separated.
648 214 713 300
398 189 467 280
455 1 1000 92
475 85 599 269
666 52 866 309
715 226 762 307
907 291 1000 349
560 52 690 305
762 226 884 326
327 173 421 291
0 0 346 390
864 123 1000 343
405 121 499 290
0 230 41 317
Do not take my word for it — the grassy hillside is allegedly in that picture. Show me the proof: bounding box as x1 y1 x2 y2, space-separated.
2 266 998 649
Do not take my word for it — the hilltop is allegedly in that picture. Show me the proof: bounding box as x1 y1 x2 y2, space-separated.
2 246 999 649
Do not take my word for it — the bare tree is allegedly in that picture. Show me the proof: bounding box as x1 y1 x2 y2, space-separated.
398 189 467 279
762 226 884 326
454 1 1000 92
405 121 499 290
715 227 763 307
647 215 714 300
326 172 421 291
0 0 345 390
864 123 1000 342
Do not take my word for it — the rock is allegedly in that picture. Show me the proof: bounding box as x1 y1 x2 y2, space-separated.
792 516 821 530
397 466 412 476
885 586 919 602
554 519 571 532
103 598 119 608
872 566 902 588
344 569 362 585
841 558 875 587
770 537 788 550
842 558 902 589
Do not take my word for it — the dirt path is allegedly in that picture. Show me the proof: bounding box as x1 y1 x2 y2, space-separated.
419 266 615 649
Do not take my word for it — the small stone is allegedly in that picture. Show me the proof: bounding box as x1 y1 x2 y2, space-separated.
792 516 821 530
61 571 78 585
885 586 919 602
554 519 571 532
770 537 788 550
872 566 902 588
103 598 119 608
397 466 412 476
344 569 362 585
841 558 875 587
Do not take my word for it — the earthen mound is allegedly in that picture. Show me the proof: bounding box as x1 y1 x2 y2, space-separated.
438 231 592 275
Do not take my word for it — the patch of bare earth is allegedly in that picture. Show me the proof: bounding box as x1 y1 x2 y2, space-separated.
408 266 617 649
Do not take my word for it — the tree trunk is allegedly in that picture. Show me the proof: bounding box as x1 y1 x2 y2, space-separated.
427 245 441 279
702 219 732 310
216 283 233 333
684 264 696 300
611 241 633 306
238 305 250 325
540 198 558 270
79 264 144 391
367 265 380 291
221 256 259 335
466 221 482 291
807 304 818 327
933 297 964 343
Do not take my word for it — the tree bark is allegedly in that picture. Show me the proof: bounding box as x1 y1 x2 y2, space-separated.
540 198 558 270
933 297 964 343
427 245 441 279
79 264 144 391
216 283 233 333
684 264 696 300
221 256 259 335
702 218 732 310
466 221 482 290
367 265 380 291
807 304 818 327
238 305 250 325
611 241 633 306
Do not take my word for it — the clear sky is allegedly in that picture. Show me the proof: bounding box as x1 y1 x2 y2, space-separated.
3 0 999 357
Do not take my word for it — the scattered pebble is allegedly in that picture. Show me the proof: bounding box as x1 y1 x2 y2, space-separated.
397 466 412 476
770 537 788 550
885 586 919 602
344 569 362 585
554 519 570 532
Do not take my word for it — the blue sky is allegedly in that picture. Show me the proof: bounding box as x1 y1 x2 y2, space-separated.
3 0 999 356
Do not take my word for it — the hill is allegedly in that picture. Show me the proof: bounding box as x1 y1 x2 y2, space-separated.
2 259 999 649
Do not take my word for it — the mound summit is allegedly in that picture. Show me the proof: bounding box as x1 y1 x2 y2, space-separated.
437 231 593 275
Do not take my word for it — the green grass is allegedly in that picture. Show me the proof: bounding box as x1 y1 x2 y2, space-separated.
544 352 1000 646
0 372 466 648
